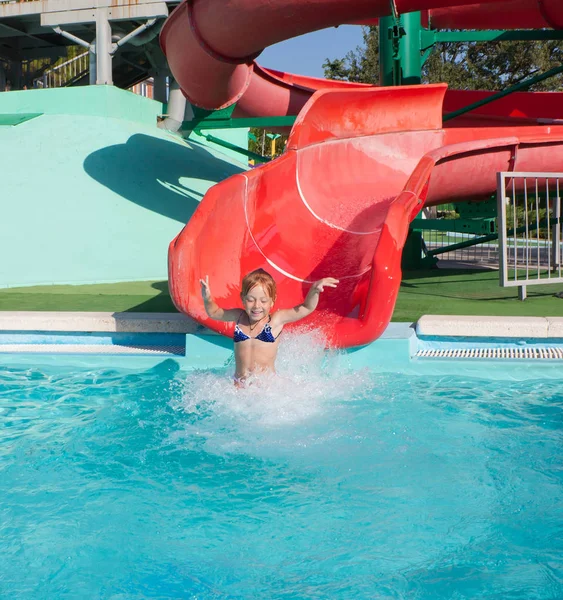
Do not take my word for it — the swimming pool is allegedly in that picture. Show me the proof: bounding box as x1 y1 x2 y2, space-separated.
1 337 562 599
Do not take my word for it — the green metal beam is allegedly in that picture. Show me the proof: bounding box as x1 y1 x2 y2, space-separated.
182 116 296 131
443 64 563 122
414 218 496 235
194 131 271 163
427 218 556 257
421 29 563 51
185 104 296 131
428 231 499 257
191 105 236 120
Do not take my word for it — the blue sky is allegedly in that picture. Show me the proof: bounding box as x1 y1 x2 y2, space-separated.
259 25 364 78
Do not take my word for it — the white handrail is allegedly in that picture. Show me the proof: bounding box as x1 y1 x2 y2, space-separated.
34 51 89 89
497 171 563 300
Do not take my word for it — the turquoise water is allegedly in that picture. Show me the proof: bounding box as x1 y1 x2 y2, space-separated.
1 347 563 599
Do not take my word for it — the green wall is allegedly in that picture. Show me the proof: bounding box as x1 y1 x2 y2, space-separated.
0 86 248 288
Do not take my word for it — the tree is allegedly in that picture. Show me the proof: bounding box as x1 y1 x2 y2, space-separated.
422 41 473 89
324 27 563 92
323 26 379 84
248 127 288 160
462 40 563 91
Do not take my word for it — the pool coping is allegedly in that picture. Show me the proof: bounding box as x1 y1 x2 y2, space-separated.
416 315 563 338
0 312 562 339
0 311 204 334
0 312 562 370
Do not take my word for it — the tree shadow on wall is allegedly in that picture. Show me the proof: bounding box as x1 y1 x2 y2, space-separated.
83 133 246 224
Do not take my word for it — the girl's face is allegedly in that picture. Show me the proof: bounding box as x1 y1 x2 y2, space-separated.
241 284 274 323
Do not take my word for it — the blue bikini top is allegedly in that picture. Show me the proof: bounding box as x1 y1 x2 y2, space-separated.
234 314 279 343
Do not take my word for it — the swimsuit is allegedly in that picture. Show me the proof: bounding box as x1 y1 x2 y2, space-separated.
233 314 279 343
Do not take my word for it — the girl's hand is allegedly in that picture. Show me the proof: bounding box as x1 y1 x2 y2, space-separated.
199 275 212 301
311 277 339 294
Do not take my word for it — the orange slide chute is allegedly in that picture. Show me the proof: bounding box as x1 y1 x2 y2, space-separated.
162 0 563 348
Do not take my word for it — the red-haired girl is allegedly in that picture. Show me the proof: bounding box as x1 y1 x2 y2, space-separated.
199 269 338 386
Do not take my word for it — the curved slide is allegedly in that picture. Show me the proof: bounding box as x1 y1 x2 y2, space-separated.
161 0 561 118
162 0 563 348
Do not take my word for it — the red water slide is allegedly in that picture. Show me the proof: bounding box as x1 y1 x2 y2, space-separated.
162 0 563 348
161 0 561 117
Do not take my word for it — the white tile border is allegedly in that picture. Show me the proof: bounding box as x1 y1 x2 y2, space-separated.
0 344 185 355
0 311 203 334
547 317 563 338
0 312 562 341
416 315 563 339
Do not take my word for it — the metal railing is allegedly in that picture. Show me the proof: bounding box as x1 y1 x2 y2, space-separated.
34 51 89 89
497 172 563 300
423 230 500 267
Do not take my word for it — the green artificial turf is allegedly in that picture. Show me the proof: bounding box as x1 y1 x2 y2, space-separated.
0 281 177 313
394 269 563 321
1 269 562 322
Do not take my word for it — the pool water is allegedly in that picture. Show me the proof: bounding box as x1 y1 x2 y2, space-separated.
1 342 562 599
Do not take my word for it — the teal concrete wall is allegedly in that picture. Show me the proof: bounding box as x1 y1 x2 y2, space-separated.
0 86 248 288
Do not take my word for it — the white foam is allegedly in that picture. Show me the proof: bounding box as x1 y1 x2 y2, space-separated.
169 330 372 455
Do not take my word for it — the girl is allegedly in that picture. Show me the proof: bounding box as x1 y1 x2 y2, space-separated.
199 269 338 386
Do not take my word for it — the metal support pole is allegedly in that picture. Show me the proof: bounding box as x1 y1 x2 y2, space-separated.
53 26 97 85
53 27 91 50
553 195 561 269
89 45 97 85
95 7 113 85
497 173 509 289
13 61 23 90
153 73 168 103
111 18 157 54
158 78 186 132
401 12 422 85
380 11 423 267
379 11 422 86
379 15 396 86
194 131 271 164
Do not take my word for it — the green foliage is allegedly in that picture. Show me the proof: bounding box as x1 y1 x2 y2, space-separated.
426 40 563 91
324 27 563 91
248 127 288 159
323 27 379 83
422 41 472 88
505 203 554 239
19 45 88 88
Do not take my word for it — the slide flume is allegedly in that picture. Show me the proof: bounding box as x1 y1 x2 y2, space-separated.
163 0 563 347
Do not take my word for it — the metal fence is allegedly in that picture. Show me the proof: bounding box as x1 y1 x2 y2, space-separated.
34 51 89 89
423 229 500 268
497 172 563 300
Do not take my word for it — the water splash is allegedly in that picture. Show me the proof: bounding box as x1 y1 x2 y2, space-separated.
170 330 372 456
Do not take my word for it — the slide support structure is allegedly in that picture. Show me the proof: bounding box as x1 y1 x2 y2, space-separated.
379 11 422 86
380 11 425 267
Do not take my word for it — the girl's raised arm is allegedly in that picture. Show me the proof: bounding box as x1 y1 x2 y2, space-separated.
275 278 339 325
199 276 242 322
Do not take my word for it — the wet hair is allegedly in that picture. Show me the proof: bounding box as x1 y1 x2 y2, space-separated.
241 269 277 302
